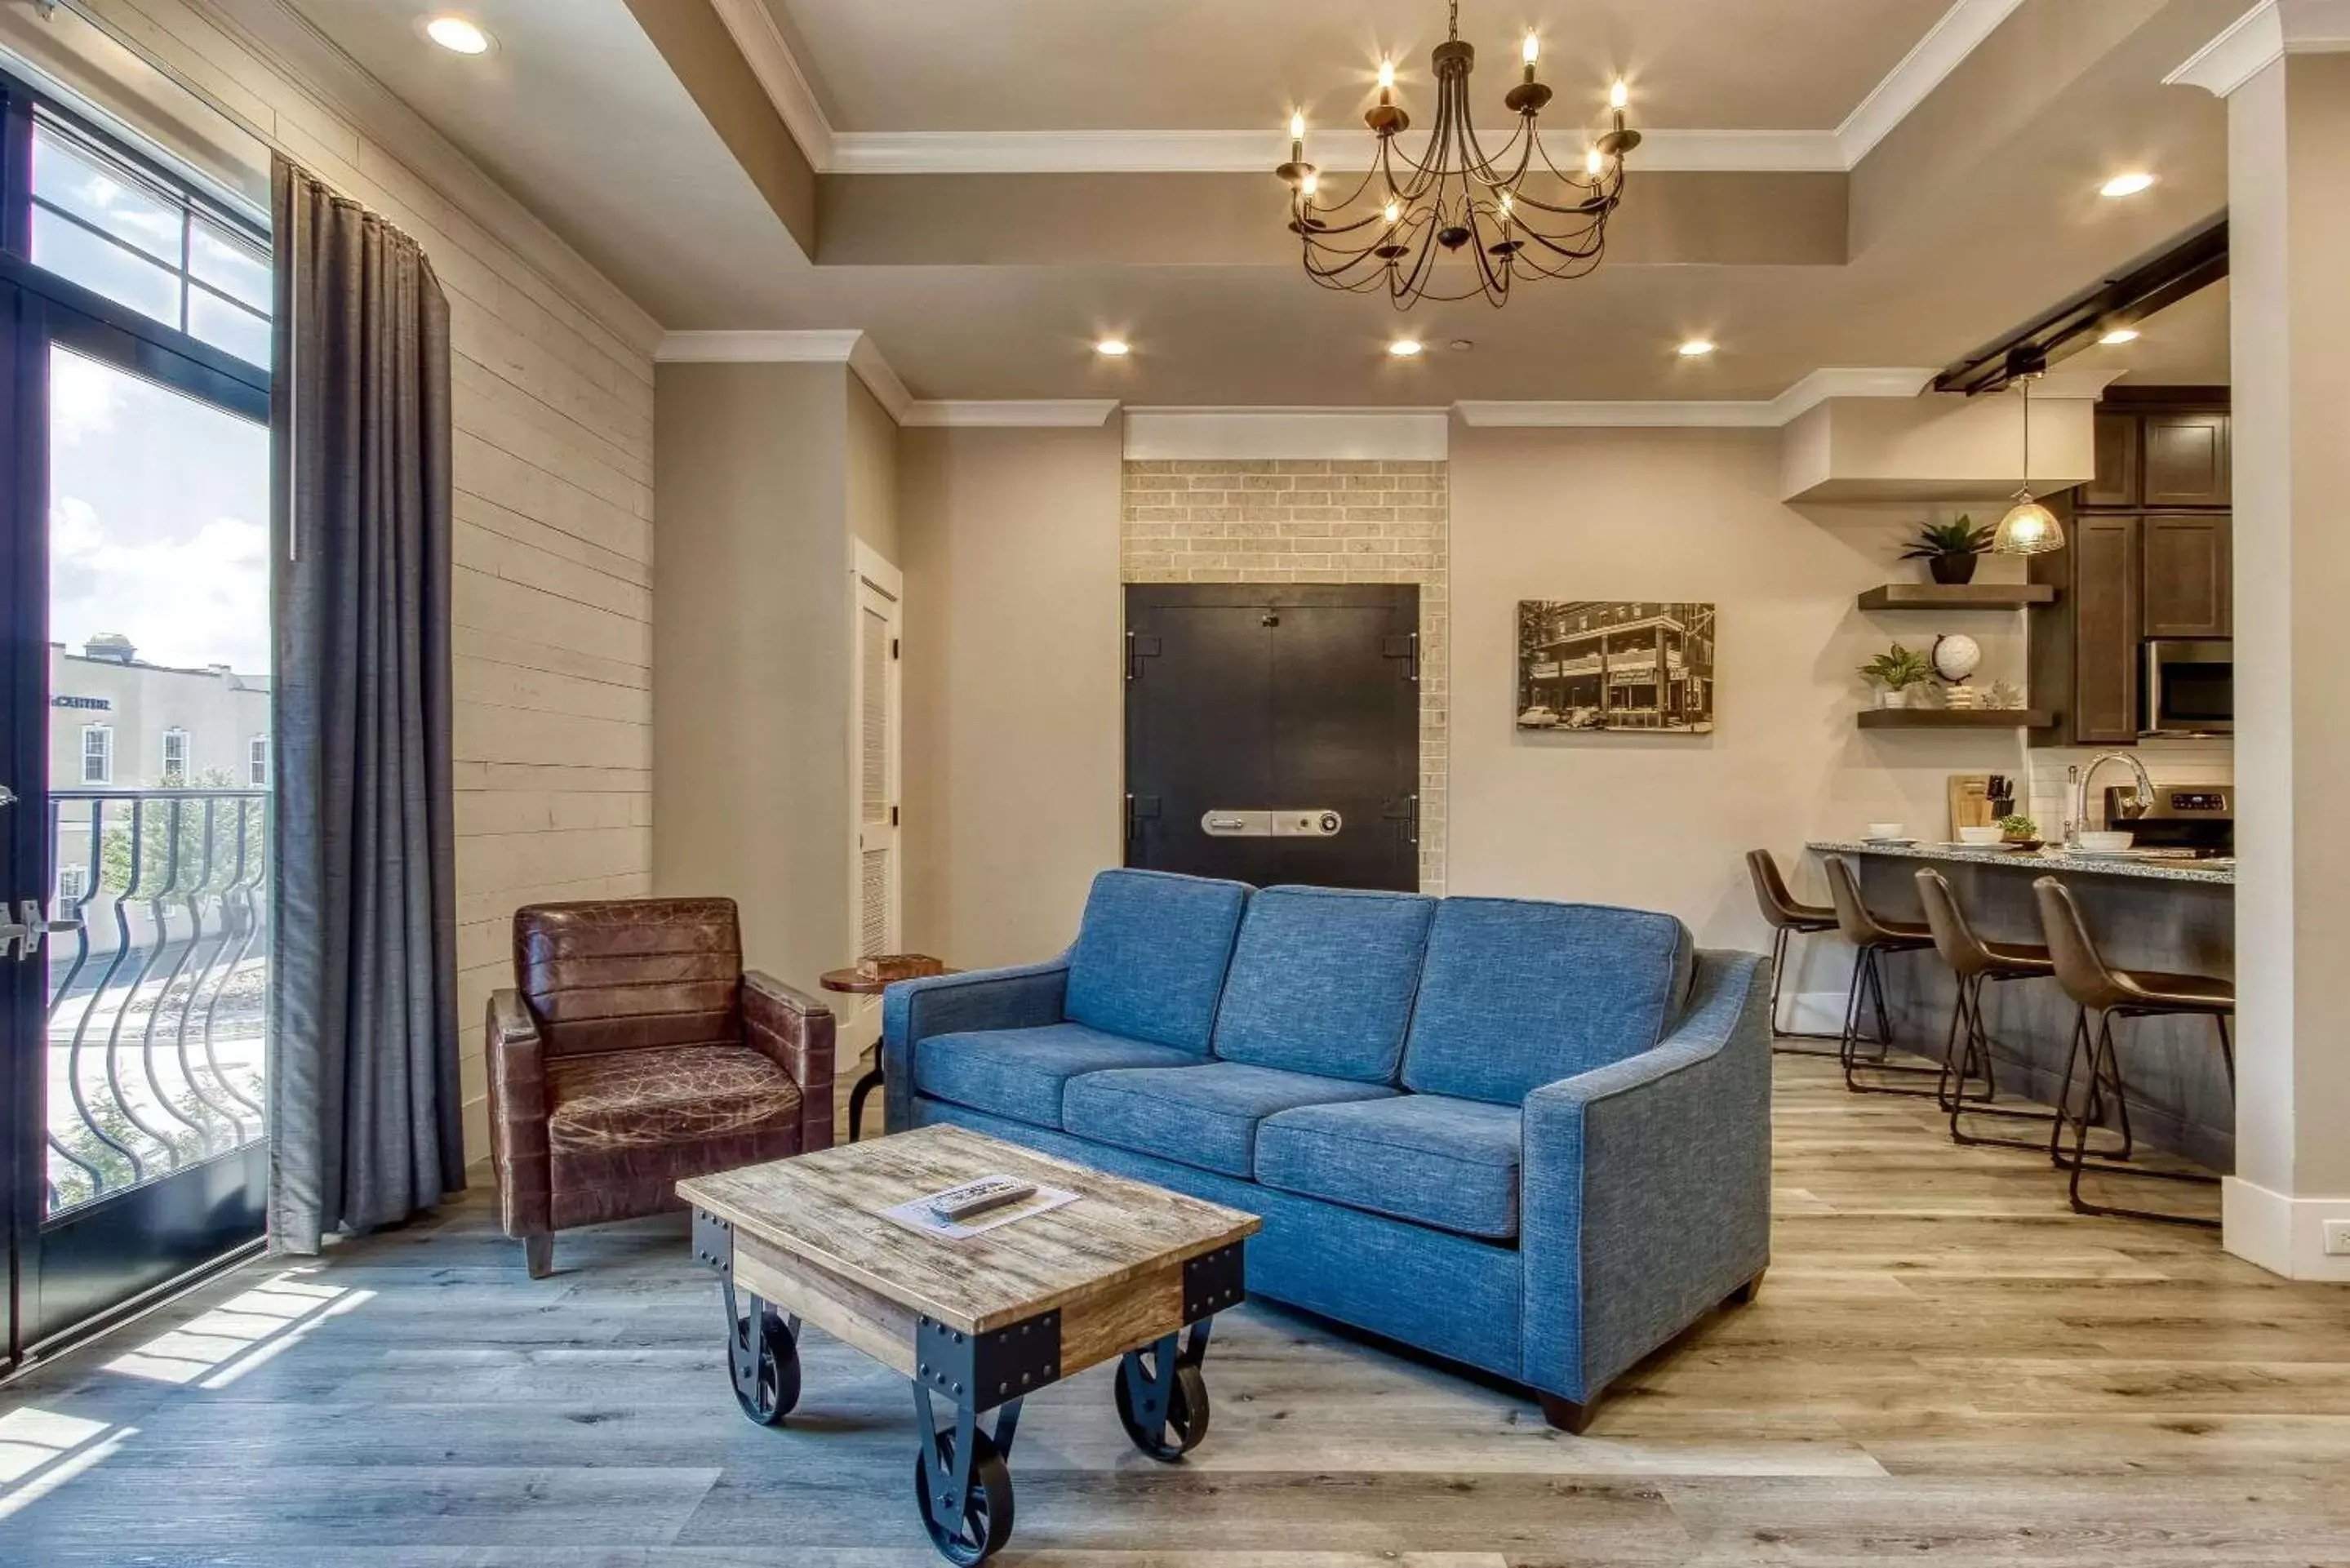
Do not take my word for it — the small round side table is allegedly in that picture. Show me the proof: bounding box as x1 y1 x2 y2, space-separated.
820 954 953 1142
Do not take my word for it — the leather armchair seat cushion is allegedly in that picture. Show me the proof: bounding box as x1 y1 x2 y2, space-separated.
546 1044 802 1153
1256 1093 1524 1241
914 1023 1197 1130
1063 1061 1395 1178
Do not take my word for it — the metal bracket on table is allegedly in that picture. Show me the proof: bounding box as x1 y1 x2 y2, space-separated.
915 1308 1062 1410
1181 1242 1246 1323
691 1208 734 1277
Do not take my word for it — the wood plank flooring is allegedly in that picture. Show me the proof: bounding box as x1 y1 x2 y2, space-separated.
6 1055 2349 1566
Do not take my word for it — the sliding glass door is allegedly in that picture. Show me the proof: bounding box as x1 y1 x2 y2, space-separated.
2 73 273 1367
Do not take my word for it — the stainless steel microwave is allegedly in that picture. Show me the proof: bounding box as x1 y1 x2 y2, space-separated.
2143 639 2233 736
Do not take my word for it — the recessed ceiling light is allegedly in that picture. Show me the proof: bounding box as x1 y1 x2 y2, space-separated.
2100 171 2157 198
1388 339 1425 358
2099 327 2141 345
1095 338 1131 358
1677 339 1717 358
424 15 494 55
1448 339 1476 353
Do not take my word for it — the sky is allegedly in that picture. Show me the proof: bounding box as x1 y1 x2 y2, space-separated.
47 344 271 677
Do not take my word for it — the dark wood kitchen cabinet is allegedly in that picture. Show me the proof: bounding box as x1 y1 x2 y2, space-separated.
2141 513 2232 637
2029 393 2229 747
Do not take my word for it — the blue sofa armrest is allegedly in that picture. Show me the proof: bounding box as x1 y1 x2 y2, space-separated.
881 954 1073 1132
1519 948 1772 1402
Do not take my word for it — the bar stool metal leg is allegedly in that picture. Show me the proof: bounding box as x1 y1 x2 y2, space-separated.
1940 971 2060 1150
1770 924 1856 1056
2061 1008 2220 1228
1841 945 1944 1098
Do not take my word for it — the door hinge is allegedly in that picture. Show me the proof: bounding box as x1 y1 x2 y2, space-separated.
891 637 900 660
1384 632 1420 684
1126 793 1161 843
891 804 900 827
1126 631 1162 682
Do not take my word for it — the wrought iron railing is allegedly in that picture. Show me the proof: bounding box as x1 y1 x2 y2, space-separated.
42 788 270 1215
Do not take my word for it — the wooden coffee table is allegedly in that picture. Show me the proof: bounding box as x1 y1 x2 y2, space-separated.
678 1124 1261 1565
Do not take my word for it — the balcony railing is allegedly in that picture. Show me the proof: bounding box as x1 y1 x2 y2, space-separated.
42 788 270 1215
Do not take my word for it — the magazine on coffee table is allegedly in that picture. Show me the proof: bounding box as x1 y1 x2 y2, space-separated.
879 1175 1082 1240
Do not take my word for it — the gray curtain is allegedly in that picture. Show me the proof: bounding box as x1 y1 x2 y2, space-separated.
267 158 464 1254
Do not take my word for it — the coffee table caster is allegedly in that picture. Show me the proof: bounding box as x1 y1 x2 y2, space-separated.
912 1386 1020 1566
723 1280 800 1426
1115 1321 1212 1461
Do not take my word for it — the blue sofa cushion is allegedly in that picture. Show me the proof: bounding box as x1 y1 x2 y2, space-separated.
1064 870 1251 1052
1402 897 1695 1105
913 1023 1197 1130
1063 1061 1396 1178
1211 886 1436 1082
1256 1093 1523 1241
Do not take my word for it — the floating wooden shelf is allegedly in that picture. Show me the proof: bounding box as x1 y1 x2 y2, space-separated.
1857 708 2053 730
1857 584 2057 611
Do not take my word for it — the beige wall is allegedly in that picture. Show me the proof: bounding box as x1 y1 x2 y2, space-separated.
9 0 664 1160
899 424 1123 969
1449 424 2033 1006
653 362 851 994
847 378 900 562
1121 458 1450 892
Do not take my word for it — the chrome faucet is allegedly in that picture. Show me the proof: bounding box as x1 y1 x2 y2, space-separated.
2071 750 2156 845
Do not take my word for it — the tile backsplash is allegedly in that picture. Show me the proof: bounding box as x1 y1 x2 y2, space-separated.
2023 738 2233 841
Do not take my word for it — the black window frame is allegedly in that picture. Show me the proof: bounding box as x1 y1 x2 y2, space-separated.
0 61 271 404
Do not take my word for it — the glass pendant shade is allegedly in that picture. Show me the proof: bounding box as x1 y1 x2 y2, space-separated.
1992 495 2063 555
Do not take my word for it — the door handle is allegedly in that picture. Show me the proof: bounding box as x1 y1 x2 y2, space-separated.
7 899 82 962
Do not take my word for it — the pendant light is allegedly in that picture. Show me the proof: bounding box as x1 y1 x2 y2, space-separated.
1992 374 2064 556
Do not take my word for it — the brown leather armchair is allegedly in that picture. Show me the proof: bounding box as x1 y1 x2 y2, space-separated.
486 897 833 1277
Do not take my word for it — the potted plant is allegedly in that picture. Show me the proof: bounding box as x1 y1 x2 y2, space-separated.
1859 643 1933 708
1997 813 2042 851
1899 516 1997 584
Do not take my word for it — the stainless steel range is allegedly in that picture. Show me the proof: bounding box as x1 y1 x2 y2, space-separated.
2106 784 2233 858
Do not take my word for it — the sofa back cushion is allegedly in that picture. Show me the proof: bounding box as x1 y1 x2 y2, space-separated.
1064 869 1251 1051
1211 886 1435 1082
1400 897 1694 1104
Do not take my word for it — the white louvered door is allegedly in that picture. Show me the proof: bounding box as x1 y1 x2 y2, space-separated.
846 545 904 1061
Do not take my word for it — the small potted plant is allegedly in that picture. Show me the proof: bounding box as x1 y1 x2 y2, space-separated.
1997 813 2042 851
1859 643 1934 708
1899 516 1997 584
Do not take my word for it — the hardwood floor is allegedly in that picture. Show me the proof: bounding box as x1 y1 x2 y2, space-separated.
5 1055 2348 1565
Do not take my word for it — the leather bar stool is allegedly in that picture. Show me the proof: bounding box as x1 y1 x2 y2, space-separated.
1914 868 2059 1149
1823 855 1942 1096
2032 876 2234 1228
1745 849 1845 1056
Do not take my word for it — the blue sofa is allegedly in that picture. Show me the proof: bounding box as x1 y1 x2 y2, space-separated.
882 869 1771 1429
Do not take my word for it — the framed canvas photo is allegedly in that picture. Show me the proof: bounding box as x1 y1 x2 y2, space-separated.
1517 601 1717 734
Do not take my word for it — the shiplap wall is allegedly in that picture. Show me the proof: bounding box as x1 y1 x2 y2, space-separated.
64 0 661 1161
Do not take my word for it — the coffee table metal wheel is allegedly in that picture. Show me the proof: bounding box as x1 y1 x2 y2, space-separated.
1114 1325 1211 1461
912 1424 1014 1566
723 1282 801 1426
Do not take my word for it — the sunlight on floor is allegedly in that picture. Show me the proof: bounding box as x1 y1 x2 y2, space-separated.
103 1268 371 1388
0 1406 134 1519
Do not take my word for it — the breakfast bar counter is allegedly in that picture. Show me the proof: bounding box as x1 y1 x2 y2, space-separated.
1803 840 2234 1172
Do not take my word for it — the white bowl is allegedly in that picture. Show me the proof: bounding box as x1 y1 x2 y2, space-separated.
1865 822 1905 841
2078 830 2135 853
1958 826 2004 846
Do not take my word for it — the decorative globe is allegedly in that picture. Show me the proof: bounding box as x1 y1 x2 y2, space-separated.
1932 634 1983 683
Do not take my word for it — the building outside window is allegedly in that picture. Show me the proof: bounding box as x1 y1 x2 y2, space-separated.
249 734 269 786
161 726 189 784
81 723 110 784
56 865 88 903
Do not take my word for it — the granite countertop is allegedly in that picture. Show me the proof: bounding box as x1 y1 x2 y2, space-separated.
1808 840 2237 886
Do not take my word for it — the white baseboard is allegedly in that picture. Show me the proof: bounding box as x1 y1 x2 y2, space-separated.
2222 1178 2350 1281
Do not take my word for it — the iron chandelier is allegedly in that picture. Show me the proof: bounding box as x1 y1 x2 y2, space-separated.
1276 0 1640 309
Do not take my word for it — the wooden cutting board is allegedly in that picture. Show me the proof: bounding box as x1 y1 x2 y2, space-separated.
1948 774 1997 837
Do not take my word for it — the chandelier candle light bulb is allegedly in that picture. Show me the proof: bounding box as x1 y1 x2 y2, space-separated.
1277 0 1637 309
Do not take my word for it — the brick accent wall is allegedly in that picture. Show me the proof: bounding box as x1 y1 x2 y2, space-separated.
1121 459 1448 892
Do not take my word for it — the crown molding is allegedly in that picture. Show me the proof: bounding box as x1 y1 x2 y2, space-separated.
655 329 913 422
1455 368 1939 429
2166 0 2350 98
720 0 2017 178
903 400 1120 428
1125 407 1450 461
1835 0 2026 164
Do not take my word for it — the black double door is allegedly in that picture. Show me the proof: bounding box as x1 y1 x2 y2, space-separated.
1125 584 1419 891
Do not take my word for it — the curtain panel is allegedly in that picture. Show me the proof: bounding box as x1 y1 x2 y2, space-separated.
267 158 464 1253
